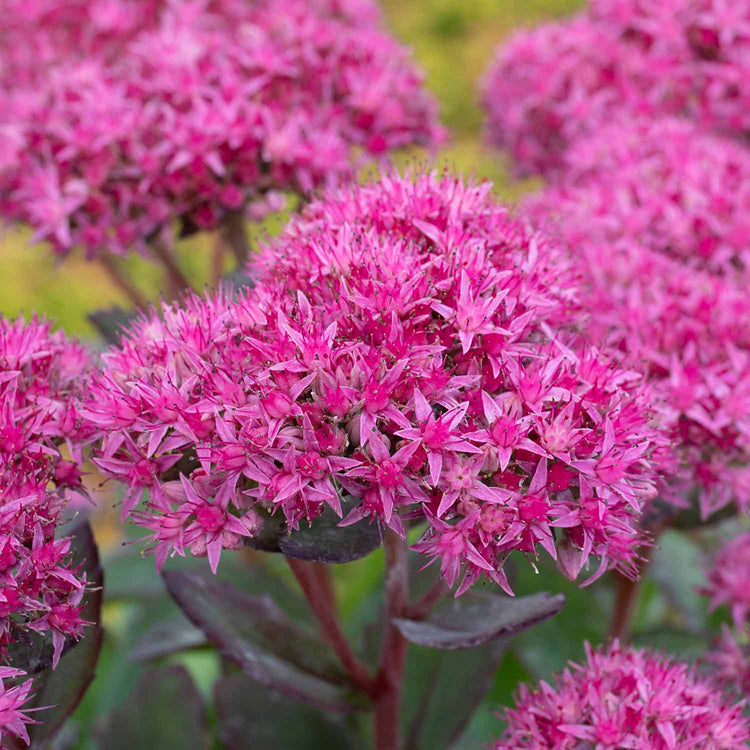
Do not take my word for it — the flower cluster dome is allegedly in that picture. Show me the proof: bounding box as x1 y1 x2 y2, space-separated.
0 316 92 667
483 0 750 177
82 172 666 592
495 641 750 749
524 120 750 518
0 0 444 258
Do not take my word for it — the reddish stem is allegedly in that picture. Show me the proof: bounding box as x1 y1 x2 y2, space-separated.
99 254 149 309
150 237 191 298
286 558 374 696
210 232 226 287
373 532 409 750
221 210 250 266
608 547 656 642
404 577 448 621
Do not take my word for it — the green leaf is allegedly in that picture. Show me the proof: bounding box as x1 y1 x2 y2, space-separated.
163 569 368 712
278 498 383 563
394 591 565 650
215 673 358 749
94 665 211 750
402 639 507 749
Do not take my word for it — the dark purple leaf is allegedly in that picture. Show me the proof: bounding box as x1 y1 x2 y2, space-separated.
87 307 140 346
403 640 507 750
215 674 358 749
163 569 368 712
128 619 208 662
277 497 382 563
394 591 565 650
94 665 211 750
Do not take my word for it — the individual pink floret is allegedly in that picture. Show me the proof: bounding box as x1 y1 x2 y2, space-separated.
0 667 41 747
495 640 750 749
82 171 666 594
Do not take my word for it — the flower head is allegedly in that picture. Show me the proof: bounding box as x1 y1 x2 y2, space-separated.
482 1 750 177
83 171 665 593
705 626 750 699
702 532 750 630
0 316 92 665
524 120 750 518
0 0 444 257
495 641 750 749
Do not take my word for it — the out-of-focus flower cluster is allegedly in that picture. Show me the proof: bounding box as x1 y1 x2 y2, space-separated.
702 531 750 629
0 667 38 746
524 120 750 519
495 641 750 749
0 317 92 668
0 0 444 258
702 532 750 700
81 172 667 593
482 0 750 177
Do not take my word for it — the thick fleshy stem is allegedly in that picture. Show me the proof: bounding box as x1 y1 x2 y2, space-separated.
150 236 192 297
99 253 149 309
221 210 250 266
404 577 448 621
286 558 375 697
373 532 409 750
211 233 226 287
609 547 655 642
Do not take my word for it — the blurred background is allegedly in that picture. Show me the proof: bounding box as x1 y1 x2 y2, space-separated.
10 2 725 748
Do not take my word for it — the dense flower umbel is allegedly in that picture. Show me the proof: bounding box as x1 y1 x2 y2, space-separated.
0 317 92 666
482 1 750 178
706 626 750 699
543 119 750 274
481 15 689 178
0 0 443 258
524 124 750 518
702 532 750 630
0 667 40 746
495 641 750 749
82 172 665 592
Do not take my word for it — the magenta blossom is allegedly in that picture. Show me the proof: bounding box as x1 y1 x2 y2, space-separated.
0 316 92 665
481 14 690 178
482 1 750 178
524 122 750 518
702 532 750 630
0 667 41 746
705 626 750 699
0 0 444 258
82 171 666 593
495 641 750 749
540 118 750 275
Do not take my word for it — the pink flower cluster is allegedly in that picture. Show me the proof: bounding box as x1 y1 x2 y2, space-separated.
706 626 750 699
495 641 750 749
524 121 750 519
0 667 38 746
551 118 750 274
0 0 444 258
482 0 750 177
82 172 665 593
702 531 750 631
0 317 92 667
702 534 750 701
